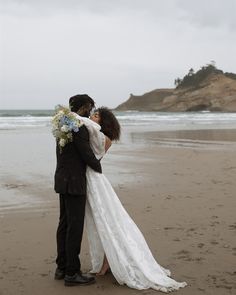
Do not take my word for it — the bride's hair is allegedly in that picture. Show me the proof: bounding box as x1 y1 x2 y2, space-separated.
97 107 121 141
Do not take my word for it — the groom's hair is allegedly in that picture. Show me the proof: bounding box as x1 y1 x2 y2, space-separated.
69 94 95 113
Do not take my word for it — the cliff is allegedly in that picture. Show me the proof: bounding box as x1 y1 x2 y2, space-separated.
115 65 236 112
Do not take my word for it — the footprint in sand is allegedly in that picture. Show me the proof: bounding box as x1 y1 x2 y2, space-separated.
3 230 12 234
210 221 220 227
210 240 219 245
3 183 27 189
223 244 230 249
228 223 236 230
198 243 205 248
194 257 205 262
164 226 183 231
187 227 197 232
206 274 217 283
164 226 173 230
174 250 191 261
226 271 236 276
215 277 235 290
211 215 219 219
186 227 198 237
184 195 192 199
18 267 27 271
211 179 224 184
165 195 173 200
145 206 152 212
175 250 205 263
232 247 236 255
223 166 236 171
173 238 180 242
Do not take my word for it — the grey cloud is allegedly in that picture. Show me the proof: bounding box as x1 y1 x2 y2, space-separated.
2 0 235 31
0 0 188 21
177 0 236 30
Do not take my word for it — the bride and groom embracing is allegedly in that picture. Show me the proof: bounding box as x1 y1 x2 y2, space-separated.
53 94 187 292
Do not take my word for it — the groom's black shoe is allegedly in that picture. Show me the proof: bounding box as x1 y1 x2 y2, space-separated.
64 273 96 286
54 268 65 280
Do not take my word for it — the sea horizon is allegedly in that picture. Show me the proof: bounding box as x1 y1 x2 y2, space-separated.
1 109 236 131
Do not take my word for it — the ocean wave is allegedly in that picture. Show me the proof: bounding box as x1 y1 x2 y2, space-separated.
0 116 52 129
1 111 236 130
116 112 236 122
0 110 54 117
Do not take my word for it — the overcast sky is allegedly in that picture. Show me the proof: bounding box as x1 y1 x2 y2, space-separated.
0 0 235 109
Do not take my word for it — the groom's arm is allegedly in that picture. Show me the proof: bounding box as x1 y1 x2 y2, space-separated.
73 125 102 173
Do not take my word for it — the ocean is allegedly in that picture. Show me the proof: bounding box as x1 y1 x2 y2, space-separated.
1 109 236 131
1 109 236 212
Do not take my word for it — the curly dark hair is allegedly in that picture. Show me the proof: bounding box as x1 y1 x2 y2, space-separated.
97 107 121 141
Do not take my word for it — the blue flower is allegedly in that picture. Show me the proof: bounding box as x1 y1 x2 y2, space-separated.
72 126 79 132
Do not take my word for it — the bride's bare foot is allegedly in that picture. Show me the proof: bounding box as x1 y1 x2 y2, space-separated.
96 265 110 276
96 255 110 276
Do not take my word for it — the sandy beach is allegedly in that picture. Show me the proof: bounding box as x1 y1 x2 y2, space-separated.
0 126 236 295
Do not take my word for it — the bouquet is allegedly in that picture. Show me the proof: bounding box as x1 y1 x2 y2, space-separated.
51 105 83 151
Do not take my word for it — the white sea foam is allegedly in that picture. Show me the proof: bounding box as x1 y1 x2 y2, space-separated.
116 112 236 130
0 116 52 129
1 111 236 130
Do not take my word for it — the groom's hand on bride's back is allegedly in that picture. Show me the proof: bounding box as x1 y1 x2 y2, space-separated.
73 125 102 173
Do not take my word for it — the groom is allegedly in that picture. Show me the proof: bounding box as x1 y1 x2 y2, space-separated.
54 94 102 286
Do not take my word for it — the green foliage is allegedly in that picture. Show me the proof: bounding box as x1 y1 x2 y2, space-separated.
225 72 236 80
174 62 227 89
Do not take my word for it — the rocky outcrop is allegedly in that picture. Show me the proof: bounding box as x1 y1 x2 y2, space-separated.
115 69 236 112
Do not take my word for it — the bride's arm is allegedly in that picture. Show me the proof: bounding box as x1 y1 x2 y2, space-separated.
78 116 111 156
105 136 112 152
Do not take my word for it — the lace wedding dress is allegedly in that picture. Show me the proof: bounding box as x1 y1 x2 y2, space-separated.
77 116 187 293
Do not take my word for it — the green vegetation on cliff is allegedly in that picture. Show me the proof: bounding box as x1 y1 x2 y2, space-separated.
115 63 236 112
174 62 236 89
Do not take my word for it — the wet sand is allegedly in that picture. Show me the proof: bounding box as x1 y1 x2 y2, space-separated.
0 127 236 294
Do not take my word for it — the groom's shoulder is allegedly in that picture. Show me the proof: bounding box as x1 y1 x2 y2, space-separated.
73 124 89 139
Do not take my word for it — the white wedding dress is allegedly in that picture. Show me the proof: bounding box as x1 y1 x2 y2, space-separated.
77 115 187 293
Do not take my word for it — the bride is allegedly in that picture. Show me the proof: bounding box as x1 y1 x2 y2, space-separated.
76 107 187 293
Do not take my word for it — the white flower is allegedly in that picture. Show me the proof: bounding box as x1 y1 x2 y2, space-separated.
59 138 66 147
61 125 70 132
53 129 62 138
67 133 72 139
51 106 82 151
